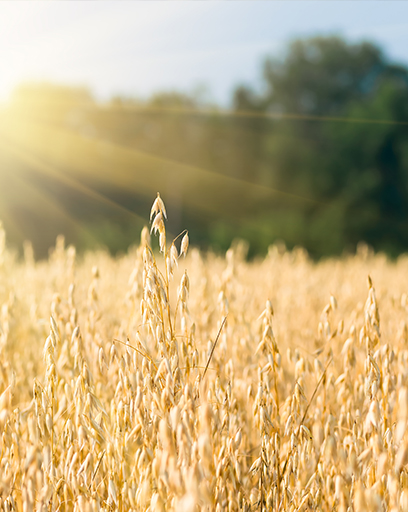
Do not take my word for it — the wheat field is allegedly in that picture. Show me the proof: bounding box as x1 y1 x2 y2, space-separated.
0 194 408 511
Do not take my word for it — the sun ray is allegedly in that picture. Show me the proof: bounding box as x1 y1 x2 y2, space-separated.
0 125 147 225
0 108 325 221
0 134 101 252
98 103 408 127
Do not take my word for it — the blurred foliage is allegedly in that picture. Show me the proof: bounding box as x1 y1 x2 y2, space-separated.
234 36 408 257
2 36 408 259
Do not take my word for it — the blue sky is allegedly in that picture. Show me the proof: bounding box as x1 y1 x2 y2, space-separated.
1 1 408 105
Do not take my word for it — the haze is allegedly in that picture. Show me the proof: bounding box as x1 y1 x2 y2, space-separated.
1 1 408 105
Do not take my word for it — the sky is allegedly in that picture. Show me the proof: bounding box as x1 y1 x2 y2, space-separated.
1 1 408 106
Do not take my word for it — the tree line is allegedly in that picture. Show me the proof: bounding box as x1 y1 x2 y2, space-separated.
4 35 408 258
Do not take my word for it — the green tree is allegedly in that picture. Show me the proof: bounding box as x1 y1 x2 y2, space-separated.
237 36 408 257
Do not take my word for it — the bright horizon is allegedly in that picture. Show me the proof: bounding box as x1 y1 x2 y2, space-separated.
1 1 408 106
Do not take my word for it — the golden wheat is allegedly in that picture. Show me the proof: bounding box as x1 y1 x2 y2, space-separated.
0 197 407 511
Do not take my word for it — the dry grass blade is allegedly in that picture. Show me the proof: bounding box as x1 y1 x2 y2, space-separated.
113 337 158 370
202 315 227 379
280 356 333 482
89 450 105 489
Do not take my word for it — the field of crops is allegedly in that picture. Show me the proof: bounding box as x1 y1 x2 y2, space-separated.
1 194 408 511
